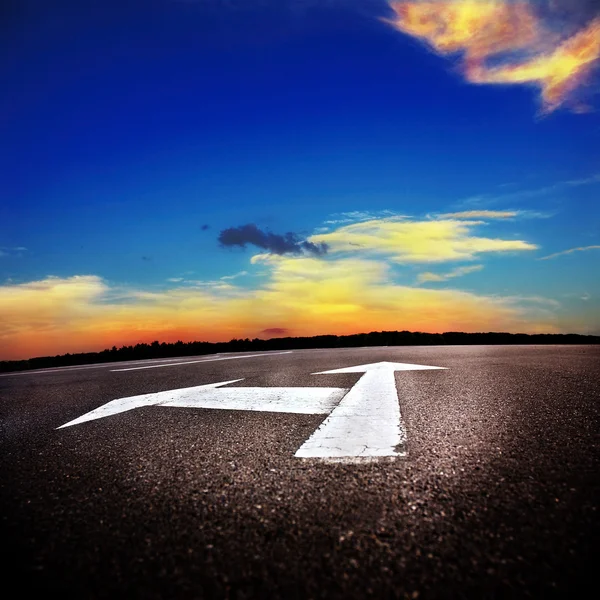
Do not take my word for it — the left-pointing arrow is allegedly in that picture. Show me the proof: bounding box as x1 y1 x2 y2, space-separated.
57 381 347 429
58 379 243 428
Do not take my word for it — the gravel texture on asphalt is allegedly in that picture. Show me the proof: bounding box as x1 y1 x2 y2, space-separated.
1 345 598 598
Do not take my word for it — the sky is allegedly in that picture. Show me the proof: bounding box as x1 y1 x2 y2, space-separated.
1 0 600 360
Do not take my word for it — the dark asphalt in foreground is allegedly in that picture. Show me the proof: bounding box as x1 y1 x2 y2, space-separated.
1 345 599 598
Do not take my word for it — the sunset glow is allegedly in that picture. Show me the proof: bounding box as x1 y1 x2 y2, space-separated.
2 1 598 360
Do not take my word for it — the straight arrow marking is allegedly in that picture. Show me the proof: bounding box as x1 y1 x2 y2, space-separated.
295 361 447 462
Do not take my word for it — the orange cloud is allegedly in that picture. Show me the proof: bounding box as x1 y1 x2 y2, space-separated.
0 259 560 361
0 275 256 360
386 1 600 113
0 214 575 361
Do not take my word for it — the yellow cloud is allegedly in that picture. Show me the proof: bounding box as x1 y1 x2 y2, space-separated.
0 257 559 360
0 276 107 335
0 275 252 360
309 218 537 263
386 1 600 113
417 264 484 283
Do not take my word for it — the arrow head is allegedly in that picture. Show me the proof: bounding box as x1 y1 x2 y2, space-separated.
57 378 245 429
313 361 447 374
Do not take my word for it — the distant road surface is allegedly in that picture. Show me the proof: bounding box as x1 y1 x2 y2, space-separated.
1 345 598 598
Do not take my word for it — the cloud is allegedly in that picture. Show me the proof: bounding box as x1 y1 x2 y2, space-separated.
309 217 537 263
0 275 109 357
565 173 600 186
0 257 564 360
0 274 253 360
385 1 600 113
458 173 600 209
438 210 519 219
323 210 400 226
260 327 290 336
219 223 328 256
417 264 484 283
0 246 27 258
241 255 560 336
220 271 249 281
539 244 600 260
2 212 594 361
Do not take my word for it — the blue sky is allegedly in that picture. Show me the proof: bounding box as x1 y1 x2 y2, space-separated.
1 0 599 359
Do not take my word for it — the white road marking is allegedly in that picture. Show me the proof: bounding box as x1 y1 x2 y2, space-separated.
58 380 346 428
110 351 293 371
57 359 447 463
0 356 213 377
0 355 230 377
295 361 446 462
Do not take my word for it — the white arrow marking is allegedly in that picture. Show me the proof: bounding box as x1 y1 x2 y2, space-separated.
110 351 293 371
57 360 447 463
295 361 446 462
57 379 346 429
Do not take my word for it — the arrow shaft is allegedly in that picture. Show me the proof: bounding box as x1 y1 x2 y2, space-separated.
294 369 406 461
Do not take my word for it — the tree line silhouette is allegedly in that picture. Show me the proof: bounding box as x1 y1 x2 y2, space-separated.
1 330 598 373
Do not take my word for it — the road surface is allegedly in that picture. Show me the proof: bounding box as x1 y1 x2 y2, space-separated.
1 345 598 598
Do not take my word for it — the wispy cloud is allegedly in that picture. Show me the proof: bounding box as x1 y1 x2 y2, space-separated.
459 173 600 208
539 245 600 260
385 1 600 113
498 294 561 309
152 279 242 295
323 210 399 226
438 210 519 220
220 271 249 281
0 246 27 258
417 264 484 283
565 173 600 186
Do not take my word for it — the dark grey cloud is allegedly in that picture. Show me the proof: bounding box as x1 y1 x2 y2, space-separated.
218 224 328 256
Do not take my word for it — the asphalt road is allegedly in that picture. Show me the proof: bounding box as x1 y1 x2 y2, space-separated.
1 345 598 599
